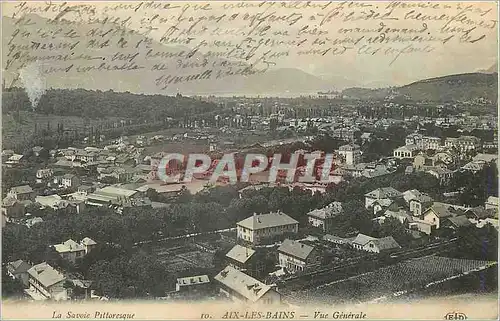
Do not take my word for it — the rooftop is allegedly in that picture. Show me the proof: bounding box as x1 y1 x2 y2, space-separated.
352 233 377 246
369 236 401 251
27 262 65 288
95 186 138 198
10 185 33 194
277 239 315 260
307 202 343 220
214 266 272 302
425 202 464 218
53 239 85 253
225 245 255 264
7 259 32 275
237 211 298 230
365 187 401 199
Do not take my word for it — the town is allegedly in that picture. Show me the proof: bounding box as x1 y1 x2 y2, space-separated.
2 87 498 306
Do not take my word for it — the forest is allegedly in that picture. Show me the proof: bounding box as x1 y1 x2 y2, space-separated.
2 87 221 120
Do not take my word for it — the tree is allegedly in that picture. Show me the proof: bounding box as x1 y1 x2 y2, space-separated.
377 217 413 247
2 269 25 299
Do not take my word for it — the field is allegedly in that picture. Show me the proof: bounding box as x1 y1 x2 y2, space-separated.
155 245 216 273
290 256 497 305
2 111 123 149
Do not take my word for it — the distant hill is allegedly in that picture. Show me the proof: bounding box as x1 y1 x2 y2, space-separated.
342 73 498 102
397 73 497 102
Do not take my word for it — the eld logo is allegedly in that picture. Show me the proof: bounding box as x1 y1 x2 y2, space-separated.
444 312 467 320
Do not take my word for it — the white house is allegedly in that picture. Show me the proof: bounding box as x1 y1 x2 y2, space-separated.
277 239 320 273
237 212 298 245
393 144 419 159
27 262 67 300
52 238 97 263
351 234 401 253
485 196 499 213
338 144 362 165
214 266 281 305
365 187 402 209
307 202 343 232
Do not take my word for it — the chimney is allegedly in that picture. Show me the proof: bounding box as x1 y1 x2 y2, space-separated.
253 212 257 217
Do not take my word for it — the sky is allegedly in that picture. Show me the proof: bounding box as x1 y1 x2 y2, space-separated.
2 1 498 89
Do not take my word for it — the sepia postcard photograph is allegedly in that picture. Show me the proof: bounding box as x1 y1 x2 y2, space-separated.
1 0 499 320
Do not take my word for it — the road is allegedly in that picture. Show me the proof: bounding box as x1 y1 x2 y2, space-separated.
133 227 236 246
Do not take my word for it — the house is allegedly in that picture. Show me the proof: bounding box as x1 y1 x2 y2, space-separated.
61 174 80 188
444 215 473 229
403 190 434 217
277 239 320 273
98 166 137 183
2 149 15 159
4 153 24 166
405 133 423 146
363 236 401 253
472 153 498 164
77 185 94 196
175 275 211 295
422 202 465 229
410 220 435 235
419 136 442 150
338 144 362 165
362 165 392 179
86 186 140 207
7 185 34 201
371 198 403 216
74 150 97 163
393 144 419 159
307 202 343 233
351 234 401 253
351 233 377 250
365 187 402 209
444 136 481 151
426 167 454 184
413 150 457 171
236 211 298 245
27 262 67 300
52 238 97 263
461 161 488 173
1 197 25 219
214 266 281 305
413 153 433 170
81 237 98 253
225 245 264 278
485 196 498 213
323 234 355 245
35 195 85 214
464 207 496 221
384 208 413 226
6 259 32 287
